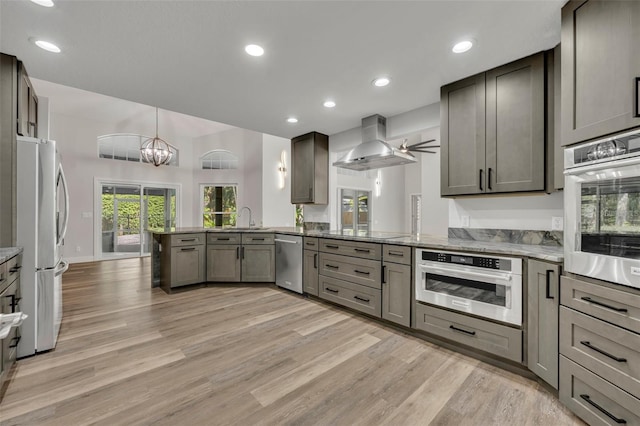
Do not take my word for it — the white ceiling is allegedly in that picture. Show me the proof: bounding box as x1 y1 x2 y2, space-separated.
0 0 564 139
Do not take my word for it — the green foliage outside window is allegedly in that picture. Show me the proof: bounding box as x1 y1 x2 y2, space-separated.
203 185 237 228
101 194 175 233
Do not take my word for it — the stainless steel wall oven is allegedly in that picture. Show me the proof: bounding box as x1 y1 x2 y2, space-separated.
415 249 523 326
565 128 640 289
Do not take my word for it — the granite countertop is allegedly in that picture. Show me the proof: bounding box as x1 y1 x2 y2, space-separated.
152 227 563 262
0 247 23 264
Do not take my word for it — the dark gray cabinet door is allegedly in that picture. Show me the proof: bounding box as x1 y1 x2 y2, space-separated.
303 249 318 296
527 259 560 389
242 245 275 282
206 245 241 282
170 246 205 287
441 73 486 196
382 262 411 327
291 132 328 204
17 62 37 138
561 0 640 146
486 53 545 193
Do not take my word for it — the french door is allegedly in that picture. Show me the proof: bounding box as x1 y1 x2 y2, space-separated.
98 182 177 258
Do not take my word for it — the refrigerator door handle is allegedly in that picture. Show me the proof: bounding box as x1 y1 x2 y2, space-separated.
54 260 69 277
58 164 70 243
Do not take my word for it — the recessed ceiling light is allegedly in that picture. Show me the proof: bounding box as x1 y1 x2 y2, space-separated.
33 40 61 53
245 44 264 57
30 0 54 6
372 77 391 87
323 100 336 108
452 40 473 53
287 117 298 124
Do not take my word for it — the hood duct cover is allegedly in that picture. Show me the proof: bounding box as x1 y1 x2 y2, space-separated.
333 114 416 171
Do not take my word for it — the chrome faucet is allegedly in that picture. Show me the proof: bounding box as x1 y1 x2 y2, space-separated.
238 206 255 228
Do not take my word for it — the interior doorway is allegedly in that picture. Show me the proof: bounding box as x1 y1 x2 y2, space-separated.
340 188 371 233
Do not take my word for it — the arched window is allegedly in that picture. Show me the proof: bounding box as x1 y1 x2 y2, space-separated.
201 150 238 170
98 134 179 166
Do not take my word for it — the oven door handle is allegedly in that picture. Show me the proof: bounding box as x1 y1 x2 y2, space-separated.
418 264 514 284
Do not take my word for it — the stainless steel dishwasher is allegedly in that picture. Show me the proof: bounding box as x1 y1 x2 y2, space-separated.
275 234 303 294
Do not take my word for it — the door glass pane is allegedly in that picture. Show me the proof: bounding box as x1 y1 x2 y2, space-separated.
411 194 422 235
426 273 507 307
142 187 176 254
101 185 141 256
356 191 370 232
581 176 640 258
341 189 355 231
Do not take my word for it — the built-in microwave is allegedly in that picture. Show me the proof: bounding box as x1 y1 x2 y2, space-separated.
564 128 640 289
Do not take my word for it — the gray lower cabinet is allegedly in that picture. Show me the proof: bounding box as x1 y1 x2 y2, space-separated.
170 246 205 287
319 275 381 318
303 249 319 296
0 254 22 395
527 259 560 389
561 0 640 146
381 245 412 328
414 302 523 363
207 245 241 282
241 245 275 282
441 52 548 196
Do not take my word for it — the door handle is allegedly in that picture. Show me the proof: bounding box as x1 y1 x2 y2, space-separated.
236 247 240 259
382 265 387 283
354 270 370 276
488 168 492 190
354 295 370 303
180 247 196 252
449 325 476 336
580 297 628 312
579 394 626 424
9 266 22 273
313 253 318 269
580 341 627 363
545 270 554 299
241 247 245 259
479 169 483 191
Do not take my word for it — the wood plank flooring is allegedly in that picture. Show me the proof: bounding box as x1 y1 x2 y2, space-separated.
0 258 584 425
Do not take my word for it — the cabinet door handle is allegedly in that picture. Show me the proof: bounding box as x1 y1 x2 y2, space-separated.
180 238 196 242
354 295 370 303
180 247 196 252
354 269 370 276
382 265 387 283
325 264 339 269
354 248 370 253
326 244 339 249
449 325 476 336
580 341 627 363
580 297 628 313
488 168 492 190
241 247 245 259
9 266 22 273
479 169 483 191
579 394 627 424
326 287 339 293
236 247 240 259
545 270 554 299
313 253 318 269
9 336 21 348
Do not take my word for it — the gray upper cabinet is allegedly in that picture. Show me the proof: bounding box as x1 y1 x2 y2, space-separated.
527 259 561 389
441 73 486 196
241 245 275 282
291 132 328 205
17 61 37 138
441 52 548 196
486 53 545 193
561 0 640 146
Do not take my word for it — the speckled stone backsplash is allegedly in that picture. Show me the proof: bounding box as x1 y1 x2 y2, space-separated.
448 228 563 247
303 222 330 231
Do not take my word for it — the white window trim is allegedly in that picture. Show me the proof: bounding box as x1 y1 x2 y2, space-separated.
97 133 179 166
200 149 238 170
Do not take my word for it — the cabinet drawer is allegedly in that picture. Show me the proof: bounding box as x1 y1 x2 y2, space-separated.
561 275 640 334
319 238 381 260
207 233 241 245
0 261 6 294
170 233 205 247
560 306 640 398
319 275 381 318
242 233 274 245
382 245 412 265
560 356 640 426
5 254 21 285
318 252 381 289
303 237 319 250
414 302 522 363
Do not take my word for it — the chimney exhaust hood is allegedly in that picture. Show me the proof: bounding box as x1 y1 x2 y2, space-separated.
332 114 417 171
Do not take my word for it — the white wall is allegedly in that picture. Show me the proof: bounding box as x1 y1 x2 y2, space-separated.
262 134 295 227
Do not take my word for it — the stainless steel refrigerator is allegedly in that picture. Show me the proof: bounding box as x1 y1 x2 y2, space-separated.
16 136 69 357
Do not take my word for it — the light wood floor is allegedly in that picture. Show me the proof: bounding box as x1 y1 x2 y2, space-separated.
0 258 583 425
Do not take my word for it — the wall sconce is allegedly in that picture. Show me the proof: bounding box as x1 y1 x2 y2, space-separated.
278 150 287 189
375 170 382 197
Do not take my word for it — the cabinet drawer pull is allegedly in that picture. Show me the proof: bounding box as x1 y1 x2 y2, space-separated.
325 244 339 249
313 253 318 269
180 247 196 252
326 287 339 293
9 266 22 272
580 341 627 363
388 251 404 257
325 264 339 269
580 297 628 313
487 167 492 190
217 237 230 241
252 238 265 241
354 270 370 276
9 336 21 348
579 394 627 424
306 242 316 246
545 270 554 299
354 295 370 303
449 325 476 336
354 248 370 253
180 238 196 242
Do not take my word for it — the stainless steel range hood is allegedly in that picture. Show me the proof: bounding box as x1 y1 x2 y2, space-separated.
333 114 416 171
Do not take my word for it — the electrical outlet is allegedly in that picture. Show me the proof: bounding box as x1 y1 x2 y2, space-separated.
461 216 470 227
551 216 563 231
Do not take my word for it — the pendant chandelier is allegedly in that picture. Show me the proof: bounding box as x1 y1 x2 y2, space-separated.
140 107 175 166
